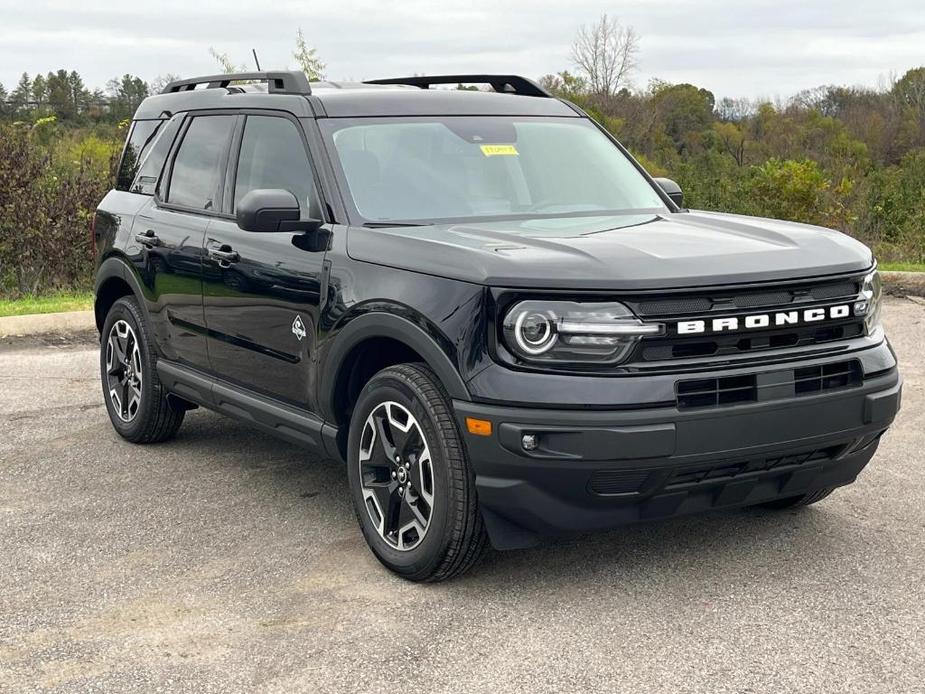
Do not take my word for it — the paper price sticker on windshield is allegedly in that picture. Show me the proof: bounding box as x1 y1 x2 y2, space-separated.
480 144 519 157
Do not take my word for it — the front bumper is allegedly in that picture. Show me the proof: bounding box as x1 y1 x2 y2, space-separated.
454 364 902 550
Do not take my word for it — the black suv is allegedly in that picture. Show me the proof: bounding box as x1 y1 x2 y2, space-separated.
93 71 902 581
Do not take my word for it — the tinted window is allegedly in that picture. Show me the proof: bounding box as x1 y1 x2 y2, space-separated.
116 120 161 191
130 115 182 196
234 115 316 214
167 116 235 210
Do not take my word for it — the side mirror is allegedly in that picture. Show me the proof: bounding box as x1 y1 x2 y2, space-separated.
236 189 322 233
654 177 684 208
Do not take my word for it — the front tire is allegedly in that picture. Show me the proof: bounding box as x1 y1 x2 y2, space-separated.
347 363 487 582
100 296 185 443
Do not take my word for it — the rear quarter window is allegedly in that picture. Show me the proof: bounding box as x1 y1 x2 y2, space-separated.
129 115 183 196
115 120 163 192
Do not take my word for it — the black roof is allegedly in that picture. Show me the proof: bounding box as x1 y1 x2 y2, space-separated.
314 86 576 118
134 72 578 120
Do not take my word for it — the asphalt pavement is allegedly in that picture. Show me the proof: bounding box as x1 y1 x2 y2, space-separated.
1 297 923 693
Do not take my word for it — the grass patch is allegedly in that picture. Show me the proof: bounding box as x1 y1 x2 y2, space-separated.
0 291 93 318
880 262 925 273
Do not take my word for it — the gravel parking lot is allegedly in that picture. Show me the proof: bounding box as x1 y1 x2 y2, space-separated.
1 297 923 693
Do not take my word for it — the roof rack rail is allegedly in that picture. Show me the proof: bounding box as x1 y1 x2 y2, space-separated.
160 71 312 96
364 74 551 98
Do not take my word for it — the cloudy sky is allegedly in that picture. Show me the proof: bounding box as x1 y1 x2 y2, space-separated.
1 0 923 100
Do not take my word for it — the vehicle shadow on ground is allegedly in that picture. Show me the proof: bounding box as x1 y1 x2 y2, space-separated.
166 408 866 593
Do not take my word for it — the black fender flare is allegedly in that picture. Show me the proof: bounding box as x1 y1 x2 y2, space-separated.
319 312 471 422
93 255 149 331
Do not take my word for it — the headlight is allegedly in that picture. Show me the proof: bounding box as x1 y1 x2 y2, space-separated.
501 301 663 365
854 269 882 334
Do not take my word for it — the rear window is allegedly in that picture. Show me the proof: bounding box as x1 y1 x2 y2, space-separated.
115 120 162 192
166 115 236 211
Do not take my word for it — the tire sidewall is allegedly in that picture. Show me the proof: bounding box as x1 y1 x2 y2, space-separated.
347 369 457 577
100 297 158 440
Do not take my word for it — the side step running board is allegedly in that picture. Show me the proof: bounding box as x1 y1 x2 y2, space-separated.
156 360 342 460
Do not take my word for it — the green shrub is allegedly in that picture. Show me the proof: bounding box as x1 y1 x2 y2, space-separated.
0 120 118 297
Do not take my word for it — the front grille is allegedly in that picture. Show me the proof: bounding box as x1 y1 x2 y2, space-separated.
637 297 712 316
627 275 865 364
676 359 862 409
632 278 860 318
731 289 792 308
641 322 865 362
810 282 858 301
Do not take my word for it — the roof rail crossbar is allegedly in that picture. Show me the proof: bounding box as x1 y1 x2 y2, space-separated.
160 71 312 95
364 74 551 98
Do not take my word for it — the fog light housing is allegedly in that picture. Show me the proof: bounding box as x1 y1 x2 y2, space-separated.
522 433 539 451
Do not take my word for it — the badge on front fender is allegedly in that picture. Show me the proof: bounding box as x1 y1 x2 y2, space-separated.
292 315 306 341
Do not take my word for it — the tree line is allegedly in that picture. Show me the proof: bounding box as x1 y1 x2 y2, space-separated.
0 71 156 125
0 27 324 126
0 17 923 297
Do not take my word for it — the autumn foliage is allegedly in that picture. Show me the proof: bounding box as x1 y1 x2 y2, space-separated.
1 64 924 298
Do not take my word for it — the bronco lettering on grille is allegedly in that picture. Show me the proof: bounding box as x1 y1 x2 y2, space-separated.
675 304 852 335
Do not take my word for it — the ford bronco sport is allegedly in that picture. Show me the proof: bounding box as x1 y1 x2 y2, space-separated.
93 71 902 581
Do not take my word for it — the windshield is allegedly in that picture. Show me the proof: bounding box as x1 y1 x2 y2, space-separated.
321 117 667 224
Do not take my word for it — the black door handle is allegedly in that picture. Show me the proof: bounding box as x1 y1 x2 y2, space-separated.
208 246 240 264
135 230 160 247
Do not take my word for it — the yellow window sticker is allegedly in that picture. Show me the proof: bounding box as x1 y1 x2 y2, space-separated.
480 144 519 157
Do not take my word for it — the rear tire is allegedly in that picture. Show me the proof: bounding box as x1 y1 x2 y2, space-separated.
760 487 836 510
347 363 487 582
100 296 185 443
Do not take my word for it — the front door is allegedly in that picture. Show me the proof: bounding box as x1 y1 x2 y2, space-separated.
202 113 328 409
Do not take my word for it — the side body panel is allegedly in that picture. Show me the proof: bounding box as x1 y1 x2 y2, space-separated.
93 190 149 272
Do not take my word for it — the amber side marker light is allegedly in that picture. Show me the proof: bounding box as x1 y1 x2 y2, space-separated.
466 417 493 436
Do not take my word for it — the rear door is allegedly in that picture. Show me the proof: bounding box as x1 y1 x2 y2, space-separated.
202 112 329 408
131 113 238 369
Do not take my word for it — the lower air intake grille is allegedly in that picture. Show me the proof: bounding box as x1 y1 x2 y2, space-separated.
794 360 863 396
586 445 843 497
676 359 862 409
676 374 758 409
665 447 839 489
587 469 652 495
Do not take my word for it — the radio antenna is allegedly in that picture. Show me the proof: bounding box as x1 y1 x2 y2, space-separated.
252 49 262 71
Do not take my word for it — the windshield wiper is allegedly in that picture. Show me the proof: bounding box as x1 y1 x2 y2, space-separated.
363 222 433 228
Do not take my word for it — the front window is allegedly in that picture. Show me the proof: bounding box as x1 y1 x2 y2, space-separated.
234 115 318 215
321 116 667 224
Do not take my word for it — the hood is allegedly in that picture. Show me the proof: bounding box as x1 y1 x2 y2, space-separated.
346 211 874 290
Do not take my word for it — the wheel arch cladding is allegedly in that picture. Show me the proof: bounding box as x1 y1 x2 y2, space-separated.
323 312 471 436
94 258 139 332
93 273 135 333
